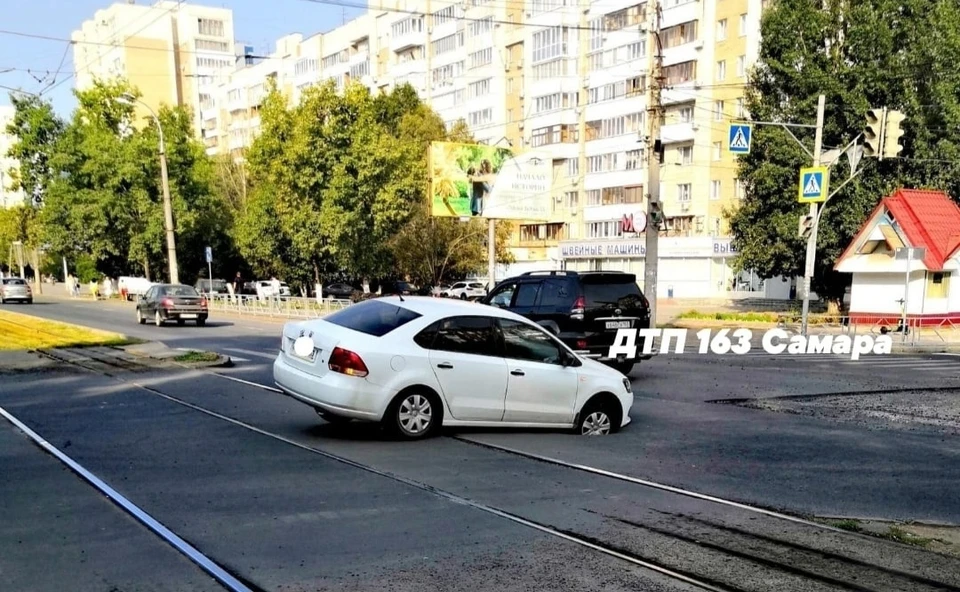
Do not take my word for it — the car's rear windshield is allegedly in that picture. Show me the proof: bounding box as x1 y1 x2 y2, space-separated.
325 299 422 337
582 275 643 307
161 285 199 297
2 278 26 285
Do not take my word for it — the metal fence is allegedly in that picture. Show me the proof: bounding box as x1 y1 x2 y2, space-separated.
206 294 352 319
774 313 960 347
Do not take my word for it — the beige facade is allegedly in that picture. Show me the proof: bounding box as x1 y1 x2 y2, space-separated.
0 105 27 208
72 1 236 136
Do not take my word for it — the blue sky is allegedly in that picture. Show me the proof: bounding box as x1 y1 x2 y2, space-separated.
0 0 363 116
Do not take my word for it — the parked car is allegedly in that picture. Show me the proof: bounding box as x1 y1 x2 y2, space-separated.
195 278 229 295
273 296 633 439
136 284 209 326
379 280 417 296
442 281 487 300
480 270 651 375
322 282 357 299
0 277 32 304
118 276 154 301
255 280 292 299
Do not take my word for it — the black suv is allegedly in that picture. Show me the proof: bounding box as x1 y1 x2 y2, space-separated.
480 270 651 374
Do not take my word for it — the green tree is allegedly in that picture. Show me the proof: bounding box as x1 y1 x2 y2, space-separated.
728 0 960 303
38 80 228 282
3 94 64 205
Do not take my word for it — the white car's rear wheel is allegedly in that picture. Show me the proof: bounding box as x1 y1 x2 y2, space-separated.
388 391 441 439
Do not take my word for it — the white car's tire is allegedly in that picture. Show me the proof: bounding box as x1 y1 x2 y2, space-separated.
386 390 442 440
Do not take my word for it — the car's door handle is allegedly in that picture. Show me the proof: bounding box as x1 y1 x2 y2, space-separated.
437 362 454 369
510 369 525 376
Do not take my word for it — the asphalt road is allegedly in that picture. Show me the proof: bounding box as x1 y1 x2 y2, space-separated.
3 298 960 590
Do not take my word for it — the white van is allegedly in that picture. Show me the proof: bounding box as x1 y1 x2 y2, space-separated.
119 276 155 300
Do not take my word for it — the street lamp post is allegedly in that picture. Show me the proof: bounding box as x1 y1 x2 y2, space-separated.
117 93 179 284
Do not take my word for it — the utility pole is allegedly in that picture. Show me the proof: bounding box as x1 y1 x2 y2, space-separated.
575 0 589 270
644 0 664 327
799 94 826 336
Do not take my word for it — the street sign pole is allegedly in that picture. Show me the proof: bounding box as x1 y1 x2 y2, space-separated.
800 95 826 336
901 246 912 341
205 246 213 295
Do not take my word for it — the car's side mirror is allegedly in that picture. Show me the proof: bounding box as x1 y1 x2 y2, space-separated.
561 351 580 367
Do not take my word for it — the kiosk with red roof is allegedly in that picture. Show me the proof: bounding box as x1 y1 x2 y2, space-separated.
835 189 960 327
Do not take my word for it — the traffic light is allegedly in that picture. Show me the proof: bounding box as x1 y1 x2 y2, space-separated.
883 110 905 159
863 108 886 158
648 200 663 230
799 213 814 239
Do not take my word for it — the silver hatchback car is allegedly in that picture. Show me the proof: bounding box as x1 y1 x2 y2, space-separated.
1 277 33 304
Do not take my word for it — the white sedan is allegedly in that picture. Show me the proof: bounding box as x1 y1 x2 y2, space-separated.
273 296 634 439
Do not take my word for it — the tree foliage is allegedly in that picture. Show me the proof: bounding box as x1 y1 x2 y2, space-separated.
3 94 64 204
239 82 511 290
729 0 960 301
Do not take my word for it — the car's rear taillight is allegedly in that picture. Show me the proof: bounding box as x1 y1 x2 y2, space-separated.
161 298 173 308
570 295 585 320
328 347 369 377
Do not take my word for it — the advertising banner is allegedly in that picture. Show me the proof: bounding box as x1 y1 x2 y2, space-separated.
429 141 552 220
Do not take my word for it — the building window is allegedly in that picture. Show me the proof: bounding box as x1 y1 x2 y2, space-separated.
928 272 951 299
678 145 693 165
662 21 698 48
565 190 579 207
736 98 746 118
710 180 721 200
520 223 564 242
587 189 602 206
468 78 491 98
196 39 229 52
735 179 745 198
587 155 603 173
469 48 493 69
567 158 579 177
392 16 423 37
433 5 458 26
739 14 748 36
468 108 493 126
432 32 464 55
469 16 494 37
532 26 569 64
679 106 693 123
716 60 726 81
531 124 578 147
677 183 692 202
198 18 225 37
717 19 727 41
626 149 643 170
624 185 644 203
663 61 696 85
713 142 722 161
588 221 622 238
713 100 725 121
737 55 746 77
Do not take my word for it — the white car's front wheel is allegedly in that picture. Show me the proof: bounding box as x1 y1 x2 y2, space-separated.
578 399 620 436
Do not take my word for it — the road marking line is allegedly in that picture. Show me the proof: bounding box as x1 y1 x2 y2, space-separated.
0 405 255 592
211 373 282 393
228 357 250 362
223 348 276 361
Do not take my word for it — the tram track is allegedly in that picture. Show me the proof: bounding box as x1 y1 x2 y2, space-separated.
6 354 960 592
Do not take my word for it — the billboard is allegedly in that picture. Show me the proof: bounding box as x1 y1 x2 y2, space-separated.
429 141 552 220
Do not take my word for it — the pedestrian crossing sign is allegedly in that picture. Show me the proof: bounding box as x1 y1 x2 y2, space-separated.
798 166 829 203
728 124 752 154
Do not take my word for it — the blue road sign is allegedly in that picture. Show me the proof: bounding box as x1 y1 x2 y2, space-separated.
798 166 829 203
728 123 752 154
205 246 213 263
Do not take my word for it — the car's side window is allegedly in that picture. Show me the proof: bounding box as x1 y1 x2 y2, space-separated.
413 321 440 349
488 283 517 307
433 316 498 356
537 279 572 312
499 319 563 365
514 281 542 308
452 282 465 290
145 287 156 300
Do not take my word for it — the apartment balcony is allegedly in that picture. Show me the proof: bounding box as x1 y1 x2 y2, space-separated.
660 121 696 144
584 170 645 192
391 57 427 79
661 0 700 29
583 203 645 222
227 135 248 150
349 50 369 66
662 82 699 106
390 29 427 53
662 42 702 68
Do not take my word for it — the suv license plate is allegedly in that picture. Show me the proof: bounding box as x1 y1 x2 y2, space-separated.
182 314 198 319
606 320 632 329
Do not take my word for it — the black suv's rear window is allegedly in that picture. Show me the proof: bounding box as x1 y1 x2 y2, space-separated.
325 299 422 337
582 275 644 308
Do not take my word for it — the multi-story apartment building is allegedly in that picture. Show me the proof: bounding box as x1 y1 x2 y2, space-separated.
0 105 27 208
72 1 237 138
